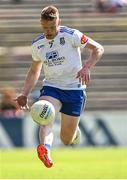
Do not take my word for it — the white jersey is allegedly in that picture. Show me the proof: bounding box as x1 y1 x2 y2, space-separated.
31 26 88 90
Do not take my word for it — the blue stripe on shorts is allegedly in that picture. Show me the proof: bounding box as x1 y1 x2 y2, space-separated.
40 86 86 117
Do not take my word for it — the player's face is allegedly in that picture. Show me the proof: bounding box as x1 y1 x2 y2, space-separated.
41 18 60 40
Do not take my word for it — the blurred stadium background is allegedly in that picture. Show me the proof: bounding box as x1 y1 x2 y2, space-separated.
0 0 127 178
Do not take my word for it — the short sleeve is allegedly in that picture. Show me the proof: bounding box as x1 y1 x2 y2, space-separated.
31 44 41 61
72 30 88 48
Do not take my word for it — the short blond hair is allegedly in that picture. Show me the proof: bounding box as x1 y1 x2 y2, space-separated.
41 6 59 20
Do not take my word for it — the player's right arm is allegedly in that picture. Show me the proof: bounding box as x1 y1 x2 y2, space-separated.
16 60 42 109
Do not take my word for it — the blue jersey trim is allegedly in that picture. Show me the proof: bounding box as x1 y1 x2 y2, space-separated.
32 34 45 44
60 26 74 35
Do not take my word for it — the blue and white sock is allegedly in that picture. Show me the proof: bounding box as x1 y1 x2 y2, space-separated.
44 143 51 152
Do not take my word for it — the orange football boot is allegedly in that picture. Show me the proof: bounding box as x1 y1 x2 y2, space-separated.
37 144 53 168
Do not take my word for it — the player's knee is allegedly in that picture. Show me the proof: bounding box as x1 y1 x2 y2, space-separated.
60 134 72 145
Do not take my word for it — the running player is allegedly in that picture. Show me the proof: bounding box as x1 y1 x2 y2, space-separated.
15 6 104 168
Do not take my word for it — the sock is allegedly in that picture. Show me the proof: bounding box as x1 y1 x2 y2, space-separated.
44 143 51 152
39 124 54 152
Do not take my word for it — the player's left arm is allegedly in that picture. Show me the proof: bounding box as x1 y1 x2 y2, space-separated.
77 37 104 85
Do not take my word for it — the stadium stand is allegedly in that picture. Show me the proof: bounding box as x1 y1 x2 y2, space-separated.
0 0 127 110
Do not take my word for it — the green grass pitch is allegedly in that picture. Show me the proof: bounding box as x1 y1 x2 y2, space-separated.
0 147 127 179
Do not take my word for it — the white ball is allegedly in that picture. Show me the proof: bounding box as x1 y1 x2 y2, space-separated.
30 100 55 125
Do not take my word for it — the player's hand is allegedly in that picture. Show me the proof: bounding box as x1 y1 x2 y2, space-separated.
76 66 91 85
14 94 29 110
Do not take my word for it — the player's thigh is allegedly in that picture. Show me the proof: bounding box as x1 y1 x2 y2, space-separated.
60 113 80 140
39 96 62 114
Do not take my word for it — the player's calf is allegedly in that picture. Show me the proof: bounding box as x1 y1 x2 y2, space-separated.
60 127 81 145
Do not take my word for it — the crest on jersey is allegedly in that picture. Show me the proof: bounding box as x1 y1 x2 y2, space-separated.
60 37 65 45
81 35 88 44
